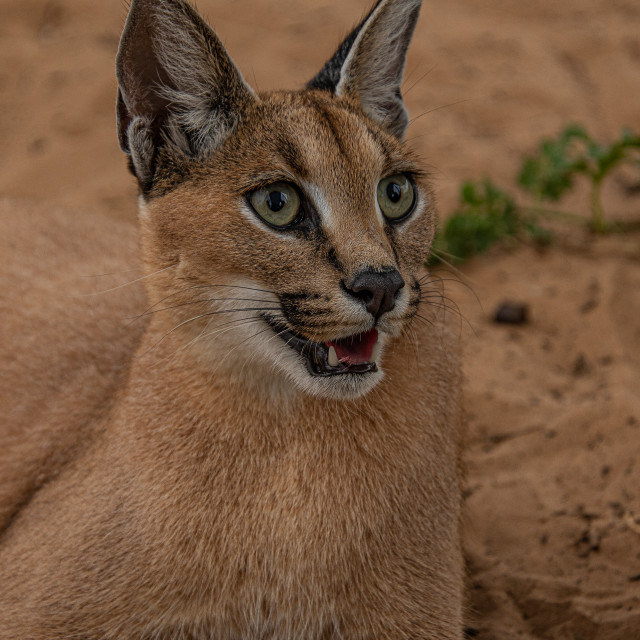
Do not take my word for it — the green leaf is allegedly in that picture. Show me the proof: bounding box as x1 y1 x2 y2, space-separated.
460 181 479 205
431 179 523 263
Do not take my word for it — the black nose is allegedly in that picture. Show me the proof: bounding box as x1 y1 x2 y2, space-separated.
344 268 405 319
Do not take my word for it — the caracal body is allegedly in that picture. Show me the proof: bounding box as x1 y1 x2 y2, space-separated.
0 1 464 638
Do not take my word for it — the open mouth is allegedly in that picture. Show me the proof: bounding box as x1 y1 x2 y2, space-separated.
263 316 380 377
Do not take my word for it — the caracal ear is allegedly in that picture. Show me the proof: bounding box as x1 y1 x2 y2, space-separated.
116 0 257 192
308 0 421 140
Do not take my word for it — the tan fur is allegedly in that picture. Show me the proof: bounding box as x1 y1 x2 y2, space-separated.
0 1 464 638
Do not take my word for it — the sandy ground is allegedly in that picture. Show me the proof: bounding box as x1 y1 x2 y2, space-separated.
1 0 639 637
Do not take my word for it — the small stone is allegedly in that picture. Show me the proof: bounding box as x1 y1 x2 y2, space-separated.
493 301 529 324
572 353 591 377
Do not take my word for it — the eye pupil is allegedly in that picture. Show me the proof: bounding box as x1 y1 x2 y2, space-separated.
387 182 402 203
267 191 286 212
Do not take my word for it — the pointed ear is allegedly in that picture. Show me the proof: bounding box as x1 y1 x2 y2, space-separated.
116 0 257 191
308 0 421 140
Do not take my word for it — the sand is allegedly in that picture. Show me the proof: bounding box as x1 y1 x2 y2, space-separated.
1 0 639 637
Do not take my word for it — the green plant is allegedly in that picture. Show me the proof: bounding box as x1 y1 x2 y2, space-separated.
429 124 640 265
429 179 552 265
518 124 640 232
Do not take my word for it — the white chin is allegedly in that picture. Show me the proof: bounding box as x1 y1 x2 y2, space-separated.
299 367 385 400
271 347 385 400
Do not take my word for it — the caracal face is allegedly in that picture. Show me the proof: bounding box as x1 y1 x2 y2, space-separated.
140 91 434 400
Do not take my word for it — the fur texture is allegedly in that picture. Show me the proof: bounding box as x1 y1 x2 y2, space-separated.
0 1 465 638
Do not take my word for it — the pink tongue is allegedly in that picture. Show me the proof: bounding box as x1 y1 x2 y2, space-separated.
327 328 378 365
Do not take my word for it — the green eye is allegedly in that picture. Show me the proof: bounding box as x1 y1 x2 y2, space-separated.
377 174 415 221
249 182 301 228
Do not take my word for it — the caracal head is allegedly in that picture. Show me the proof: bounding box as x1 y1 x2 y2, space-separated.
116 0 433 400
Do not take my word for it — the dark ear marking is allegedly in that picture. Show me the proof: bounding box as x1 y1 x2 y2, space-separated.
307 0 422 140
307 0 385 93
116 0 257 193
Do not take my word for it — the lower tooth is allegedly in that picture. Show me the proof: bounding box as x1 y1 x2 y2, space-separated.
371 341 381 363
328 346 339 367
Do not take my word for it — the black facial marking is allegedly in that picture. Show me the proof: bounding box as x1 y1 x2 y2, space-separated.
318 235 345 274
409 280 421 307
296 199 321 237
277 135 308 179
279 292 311 303
278 292 322 323
278 291 322 307
326 247 340 270
363 120 395 158
306 97 350 160
292 318 336 328
383 231 401 266
300 224 345 273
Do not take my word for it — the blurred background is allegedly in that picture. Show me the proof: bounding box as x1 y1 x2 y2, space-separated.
1 0 639 637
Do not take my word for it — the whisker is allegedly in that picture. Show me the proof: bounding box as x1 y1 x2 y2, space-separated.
415 310 466 342
129 296 279 323
402 62 438 97
236 324 291 379
126 285 214 325
220 320 292 375
164 317 278 366
418 271 477 337
174 279 275 296
83 263 178 296
237 331 272 379
267 327 302 376
240 324 289 375
408 324 421 373
151 309 287 367
408 99 472 126
426 251 475 284
420 268 484 313
420 298 477 337
142 307 282 356
81 266 142 278
413 313 435 329
127 282 277 324
420 292 465 317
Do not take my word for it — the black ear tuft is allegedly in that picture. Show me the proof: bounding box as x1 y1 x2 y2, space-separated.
116 0 257 193
307 2 384 93
307 0 422 140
